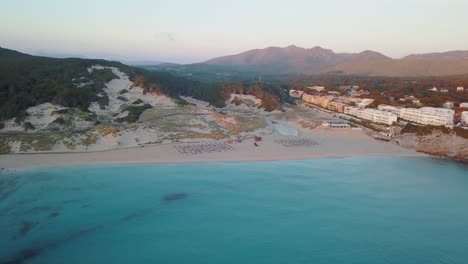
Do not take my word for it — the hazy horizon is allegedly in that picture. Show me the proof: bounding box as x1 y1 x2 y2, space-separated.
2 0 468 64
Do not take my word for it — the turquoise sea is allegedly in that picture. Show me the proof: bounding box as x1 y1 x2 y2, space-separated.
1 157 467 264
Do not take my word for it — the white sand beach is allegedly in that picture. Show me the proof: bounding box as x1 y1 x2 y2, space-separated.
0 127 423 171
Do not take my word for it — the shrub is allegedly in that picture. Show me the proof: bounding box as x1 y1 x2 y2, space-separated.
52 118 66 125
401 123 468 139
132 99 144 104
121 104 152 123
24 122 35 130
231 96 243 106
97 95 109 109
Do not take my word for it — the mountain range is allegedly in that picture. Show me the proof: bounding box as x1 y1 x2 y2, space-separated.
203 45 468 77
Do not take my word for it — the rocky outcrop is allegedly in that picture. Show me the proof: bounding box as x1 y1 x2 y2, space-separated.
396 131 468 162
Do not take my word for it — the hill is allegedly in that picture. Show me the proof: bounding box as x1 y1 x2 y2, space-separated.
206 45 342 74
403 51 468 60
201 45 468 77
0 47 230 120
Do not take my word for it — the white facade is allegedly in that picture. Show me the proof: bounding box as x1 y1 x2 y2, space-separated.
462 111 468 125
443 101 455 108
344 106 397 125
307 86 325 92
378 104 401 117
399 107 454 126
457 87 464 92
289 89 304 98
460 103 468 108
357 98 374 108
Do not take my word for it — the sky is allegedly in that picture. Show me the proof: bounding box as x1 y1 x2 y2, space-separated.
1 0 468 63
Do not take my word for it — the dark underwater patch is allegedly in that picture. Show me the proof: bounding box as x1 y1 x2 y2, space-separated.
0 176 21 202
162 192 188 202
48 212 59 218
1 248 42 264
18 221 37 237
2 224 104 264
28 206 52 213
120 208 153 222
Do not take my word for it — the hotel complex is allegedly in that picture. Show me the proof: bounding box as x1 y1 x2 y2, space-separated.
378 105 401 117
296 89 457 127
344 106 398 125
399 107 454 126
301 94 332 108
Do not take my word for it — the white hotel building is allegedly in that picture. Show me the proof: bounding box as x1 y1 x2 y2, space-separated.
344 106 398 125
378 105 401 117
462 111 468 125
399 107 454 126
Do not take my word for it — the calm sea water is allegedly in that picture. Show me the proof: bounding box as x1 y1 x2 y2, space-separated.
0 157 467 264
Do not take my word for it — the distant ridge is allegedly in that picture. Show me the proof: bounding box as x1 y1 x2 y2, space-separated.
403 50 468 61
203 45 468 76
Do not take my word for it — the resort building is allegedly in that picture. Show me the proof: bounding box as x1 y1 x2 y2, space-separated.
344 106 398 125
429 87 438 92
399 107 454 126
327 101 346 113
357 98 374 108
378 105 401 117
411 99 421 106
322 121 351 128
457 87 464 92
440 89 449 93
306 86 326 92
462 111 468 125
443 101 455 108
301 94 332 108
289 89 304 98
301 94 347 113
460 103 468 108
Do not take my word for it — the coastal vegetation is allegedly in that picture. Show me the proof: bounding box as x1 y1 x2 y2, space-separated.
401 123 468 139
0 47 287 123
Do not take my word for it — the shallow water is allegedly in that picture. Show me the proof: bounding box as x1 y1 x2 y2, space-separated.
0 157 467 264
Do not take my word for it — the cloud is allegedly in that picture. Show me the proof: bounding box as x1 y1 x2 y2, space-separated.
155 32 176 43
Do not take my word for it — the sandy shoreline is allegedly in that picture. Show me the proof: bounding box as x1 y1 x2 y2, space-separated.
0 128 424 172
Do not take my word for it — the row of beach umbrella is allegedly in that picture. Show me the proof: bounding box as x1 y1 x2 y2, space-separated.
174 142 234 155
274 138 319 148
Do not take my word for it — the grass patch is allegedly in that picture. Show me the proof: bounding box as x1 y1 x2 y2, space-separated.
0 139 11 154
116 104 152 123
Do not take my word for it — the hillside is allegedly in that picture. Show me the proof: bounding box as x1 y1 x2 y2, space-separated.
331 59 468 77
403 50 468 60
0 47 233 120
0 47 288 154
201 45 468 77
205 45 340 74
